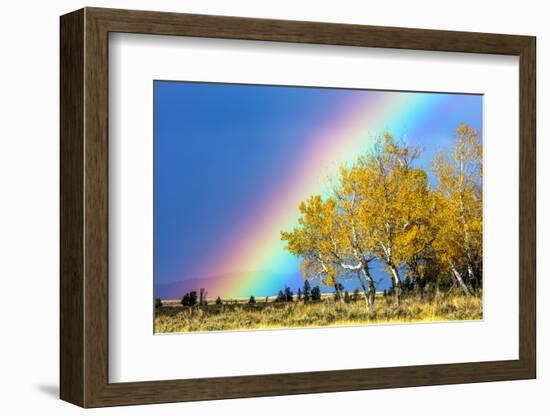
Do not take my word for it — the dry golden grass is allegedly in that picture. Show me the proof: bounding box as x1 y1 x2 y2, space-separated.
154 291 482 333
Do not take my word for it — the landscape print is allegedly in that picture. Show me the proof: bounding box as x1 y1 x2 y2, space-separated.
154 81 483 333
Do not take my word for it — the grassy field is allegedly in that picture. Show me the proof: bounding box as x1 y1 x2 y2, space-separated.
154 291 482 333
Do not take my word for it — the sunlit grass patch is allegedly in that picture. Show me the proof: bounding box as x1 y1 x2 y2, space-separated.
154 291 482 333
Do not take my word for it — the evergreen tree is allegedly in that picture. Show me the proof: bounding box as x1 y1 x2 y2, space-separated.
311 286 321 301
182 291 198 307
284 286 294 302
303 280 311 301
188 291 198 306
181 293 190 306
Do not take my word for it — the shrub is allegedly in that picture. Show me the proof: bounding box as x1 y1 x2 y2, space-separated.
155 298 162 309
181 291 198 307
215 296 222 305
248 296 256 304
344 291 351 303
181 293 190 306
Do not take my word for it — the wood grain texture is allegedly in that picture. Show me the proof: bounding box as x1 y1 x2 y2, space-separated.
59 7 537 408
83 10 110 406
59 8 84 407
518 38 536 376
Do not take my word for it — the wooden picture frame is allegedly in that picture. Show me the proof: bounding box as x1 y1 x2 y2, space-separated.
60 7 536 408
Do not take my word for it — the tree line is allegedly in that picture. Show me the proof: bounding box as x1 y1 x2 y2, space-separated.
281 124 482 307
169 280 324 308
274 280 322 302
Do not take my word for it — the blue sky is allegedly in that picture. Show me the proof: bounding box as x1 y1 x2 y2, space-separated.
154 81 482 299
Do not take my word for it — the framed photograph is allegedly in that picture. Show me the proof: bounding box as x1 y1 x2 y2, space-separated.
60 7 536 407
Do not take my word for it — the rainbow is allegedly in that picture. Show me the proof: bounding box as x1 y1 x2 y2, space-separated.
175 90 450 298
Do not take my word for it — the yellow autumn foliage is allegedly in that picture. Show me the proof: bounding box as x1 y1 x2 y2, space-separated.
282 124 483 303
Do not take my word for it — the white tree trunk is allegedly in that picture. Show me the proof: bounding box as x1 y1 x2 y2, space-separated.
360 259 376 308
450 263 471 296
389 264 402 306
354 271 371 308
